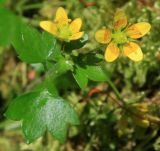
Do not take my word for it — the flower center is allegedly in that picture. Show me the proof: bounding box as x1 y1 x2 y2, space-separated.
113 30 127 44
58 25 72 40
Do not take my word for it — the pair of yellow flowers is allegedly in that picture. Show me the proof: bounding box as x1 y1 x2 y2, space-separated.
40 7 151 62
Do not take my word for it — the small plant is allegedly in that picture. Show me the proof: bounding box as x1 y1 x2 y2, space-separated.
0 3 160 146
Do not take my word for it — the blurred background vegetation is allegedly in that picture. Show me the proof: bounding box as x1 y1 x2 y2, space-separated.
0 0 160 150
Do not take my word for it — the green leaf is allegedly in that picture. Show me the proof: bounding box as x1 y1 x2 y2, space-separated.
73 65 88 89
85 65 109 82
12 23 60 63
34 77 59 97
0 8 61 63
48 57 74 79
0 8 18 46
5 90 79 143
43 32 62 62
64 34 88 51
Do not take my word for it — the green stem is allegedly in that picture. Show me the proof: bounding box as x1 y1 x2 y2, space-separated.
107 78 125 106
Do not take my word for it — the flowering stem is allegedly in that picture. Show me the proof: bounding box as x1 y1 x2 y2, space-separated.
107 79 126 106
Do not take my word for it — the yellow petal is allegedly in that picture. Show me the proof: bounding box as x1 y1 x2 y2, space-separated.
127 22 151 39
69 32 84 40
55 7 68 25
69 18 82 34
123 42 143 61
40 21 57 36
95 29 112 44
105 42 120 62
114 10 127 30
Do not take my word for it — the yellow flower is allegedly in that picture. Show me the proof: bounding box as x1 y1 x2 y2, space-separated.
40 7 84 42
95 10 151 62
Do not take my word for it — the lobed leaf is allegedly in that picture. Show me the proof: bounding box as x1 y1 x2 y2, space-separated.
12 23 60 63
0 8 61 63
5 90 79 143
